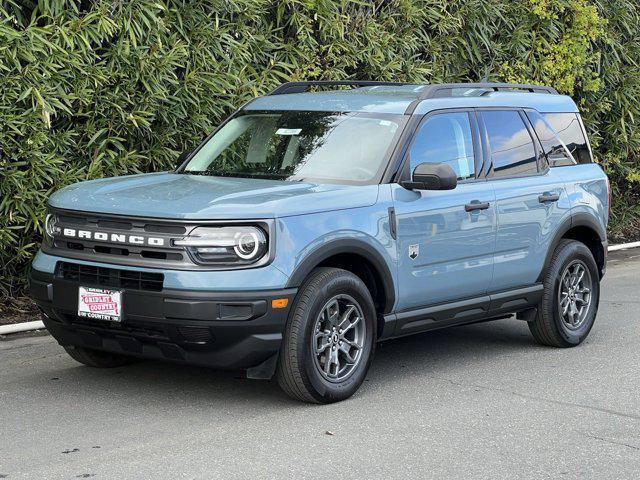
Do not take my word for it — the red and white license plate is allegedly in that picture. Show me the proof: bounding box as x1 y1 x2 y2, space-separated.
78 286 122 322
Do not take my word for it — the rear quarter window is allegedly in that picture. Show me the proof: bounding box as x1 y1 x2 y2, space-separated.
542 113 592 165
526 111 574 168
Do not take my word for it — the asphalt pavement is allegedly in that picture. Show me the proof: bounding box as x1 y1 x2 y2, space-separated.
1 251 640 479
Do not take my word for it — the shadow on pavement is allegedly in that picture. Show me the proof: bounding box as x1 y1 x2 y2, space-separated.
37 318 539 409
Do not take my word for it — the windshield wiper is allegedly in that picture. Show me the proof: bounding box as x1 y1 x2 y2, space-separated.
181 171 290 181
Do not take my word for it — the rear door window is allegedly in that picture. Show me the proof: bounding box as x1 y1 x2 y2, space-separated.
542 113 592 164
481 110 538 177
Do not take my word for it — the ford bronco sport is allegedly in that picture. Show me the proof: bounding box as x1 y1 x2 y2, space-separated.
30 81 609 403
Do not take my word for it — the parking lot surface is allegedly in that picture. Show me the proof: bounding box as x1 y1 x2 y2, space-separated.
1 251 639 479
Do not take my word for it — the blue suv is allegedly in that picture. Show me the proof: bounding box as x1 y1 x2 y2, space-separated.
30 81 609 403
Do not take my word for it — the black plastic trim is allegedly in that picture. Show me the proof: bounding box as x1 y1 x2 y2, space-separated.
537 213 607 282
269 80 409 95
30 269 297 372
380 284 543 339
381 114 423 184
285 239 396 314
388 207 397 240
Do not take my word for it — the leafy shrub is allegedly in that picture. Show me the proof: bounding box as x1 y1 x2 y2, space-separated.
1 0 639 298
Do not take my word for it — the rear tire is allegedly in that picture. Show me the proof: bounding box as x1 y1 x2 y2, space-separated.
529 239 600 347
64 346 136 368
277 267 376 403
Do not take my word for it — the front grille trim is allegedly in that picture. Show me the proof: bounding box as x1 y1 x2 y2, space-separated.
44 207 275 271
58 262 164 292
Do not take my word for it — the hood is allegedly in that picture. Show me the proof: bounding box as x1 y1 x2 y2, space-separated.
48 173 379 219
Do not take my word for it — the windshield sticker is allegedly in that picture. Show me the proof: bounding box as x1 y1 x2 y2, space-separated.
276 128 302 136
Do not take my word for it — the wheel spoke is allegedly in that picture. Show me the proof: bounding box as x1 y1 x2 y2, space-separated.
338 305 360 332
323 349 334 375
324 300 340 326
569 302 579 324
323 356 331 375
339 342 358 363
314 332 331 354
560 297 571 315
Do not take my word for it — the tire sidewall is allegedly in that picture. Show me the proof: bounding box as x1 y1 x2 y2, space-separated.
297 272 376 402
549 242 600 345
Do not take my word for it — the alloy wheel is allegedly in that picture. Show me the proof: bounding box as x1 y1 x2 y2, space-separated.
558 260 592 329
311 294 366 382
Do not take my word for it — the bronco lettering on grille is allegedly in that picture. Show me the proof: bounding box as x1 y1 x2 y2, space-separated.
61 228 165 247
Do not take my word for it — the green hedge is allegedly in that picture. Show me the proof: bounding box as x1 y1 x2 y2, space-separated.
1 0 639 298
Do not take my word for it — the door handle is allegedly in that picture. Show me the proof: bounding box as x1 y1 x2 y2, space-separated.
538 192 560 203
465 201 490 212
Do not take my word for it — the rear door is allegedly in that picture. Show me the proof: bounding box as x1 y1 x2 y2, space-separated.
478 109 571 292
392 109 496 312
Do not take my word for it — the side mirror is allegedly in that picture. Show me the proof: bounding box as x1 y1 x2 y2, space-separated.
403 162 457 190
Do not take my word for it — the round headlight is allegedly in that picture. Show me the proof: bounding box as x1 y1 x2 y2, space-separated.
44 214 59 238
174 225 268 265
234 231 260 259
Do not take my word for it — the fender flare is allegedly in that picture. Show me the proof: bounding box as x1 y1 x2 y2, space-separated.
285 239 396 314
538 213 607 282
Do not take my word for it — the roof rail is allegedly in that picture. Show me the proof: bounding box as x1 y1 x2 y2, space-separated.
403 82 559 114
268 80 410 95
416 82 557 98
270 81 557 96
267 80 560 115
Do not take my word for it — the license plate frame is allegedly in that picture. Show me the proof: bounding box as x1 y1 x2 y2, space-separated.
77 286 123 322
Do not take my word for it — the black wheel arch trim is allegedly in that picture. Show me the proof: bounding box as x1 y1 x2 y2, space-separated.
538 213 607 282
285 239 396 315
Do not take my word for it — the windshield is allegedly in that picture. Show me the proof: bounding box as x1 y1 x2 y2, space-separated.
181 111 406 184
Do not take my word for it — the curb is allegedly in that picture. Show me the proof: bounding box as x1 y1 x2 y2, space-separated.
2 241 640 336
0 320 45 336
608 241 640 252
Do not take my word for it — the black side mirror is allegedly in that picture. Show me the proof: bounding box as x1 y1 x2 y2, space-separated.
403 162 458 190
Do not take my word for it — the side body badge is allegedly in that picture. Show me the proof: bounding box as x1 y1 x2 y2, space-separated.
409 244 419 260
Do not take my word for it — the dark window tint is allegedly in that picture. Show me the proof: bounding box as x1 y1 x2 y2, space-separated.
482 110 537 177
526 111 574 167
542 113 592 164
409 112 475 180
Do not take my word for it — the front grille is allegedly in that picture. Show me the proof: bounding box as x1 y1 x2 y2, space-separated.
57 213 188 235
58 262 164 292
46 210 192 268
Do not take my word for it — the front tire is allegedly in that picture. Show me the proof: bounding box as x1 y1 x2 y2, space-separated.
277 267 376 403
529 239 600 347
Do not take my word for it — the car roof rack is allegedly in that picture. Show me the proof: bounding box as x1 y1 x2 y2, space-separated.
268 80 412 95
403 82 559 114
267 81 560 114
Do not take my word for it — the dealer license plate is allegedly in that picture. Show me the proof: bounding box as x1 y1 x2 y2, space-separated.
78 286 122 322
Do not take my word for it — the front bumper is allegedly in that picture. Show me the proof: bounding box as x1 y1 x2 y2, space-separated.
30 268 296 374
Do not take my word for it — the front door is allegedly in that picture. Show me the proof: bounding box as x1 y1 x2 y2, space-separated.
393 110 496 312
